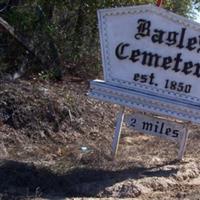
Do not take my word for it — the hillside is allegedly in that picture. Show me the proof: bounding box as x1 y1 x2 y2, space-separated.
0 76 200 199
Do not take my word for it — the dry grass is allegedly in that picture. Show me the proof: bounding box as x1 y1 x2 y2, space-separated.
0 78 200 199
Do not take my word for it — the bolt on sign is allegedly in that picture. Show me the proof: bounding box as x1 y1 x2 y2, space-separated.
89 4 198 159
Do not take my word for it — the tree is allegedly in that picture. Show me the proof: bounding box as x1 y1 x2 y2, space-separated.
0 0 200 79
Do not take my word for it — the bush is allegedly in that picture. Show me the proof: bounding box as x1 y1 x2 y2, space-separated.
0 0 199 80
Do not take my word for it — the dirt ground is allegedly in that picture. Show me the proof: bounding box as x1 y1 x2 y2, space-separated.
0 76 200 200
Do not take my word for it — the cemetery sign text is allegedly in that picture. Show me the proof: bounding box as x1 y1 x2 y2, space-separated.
89 5 200 124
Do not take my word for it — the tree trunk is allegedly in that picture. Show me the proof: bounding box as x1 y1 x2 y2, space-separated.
72 0 84 54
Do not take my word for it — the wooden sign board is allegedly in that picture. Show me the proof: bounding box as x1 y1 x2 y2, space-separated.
89 4 200 124
124 113 186 143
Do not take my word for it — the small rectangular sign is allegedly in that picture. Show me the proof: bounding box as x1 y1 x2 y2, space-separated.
124 113 186 143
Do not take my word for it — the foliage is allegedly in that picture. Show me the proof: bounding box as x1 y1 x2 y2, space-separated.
0 0 200 80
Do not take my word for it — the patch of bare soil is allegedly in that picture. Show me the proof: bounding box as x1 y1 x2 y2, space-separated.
0 77 200 199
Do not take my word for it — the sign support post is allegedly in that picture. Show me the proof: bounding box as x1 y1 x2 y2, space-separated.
112 106 125 158
177 127 190 160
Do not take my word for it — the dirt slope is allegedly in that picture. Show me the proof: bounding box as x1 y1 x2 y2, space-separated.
0 77 200 199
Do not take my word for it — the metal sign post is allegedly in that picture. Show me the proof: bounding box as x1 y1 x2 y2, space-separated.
177 126 190 160
112 106 125 158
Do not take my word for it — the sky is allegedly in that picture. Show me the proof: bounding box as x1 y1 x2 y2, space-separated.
195 15 200 23
193 6 200 23
195 17 200 23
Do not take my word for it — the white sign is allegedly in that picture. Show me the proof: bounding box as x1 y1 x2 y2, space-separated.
89 5 193 159
89 5 200 124
125 113 186 143
98 4 200 103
